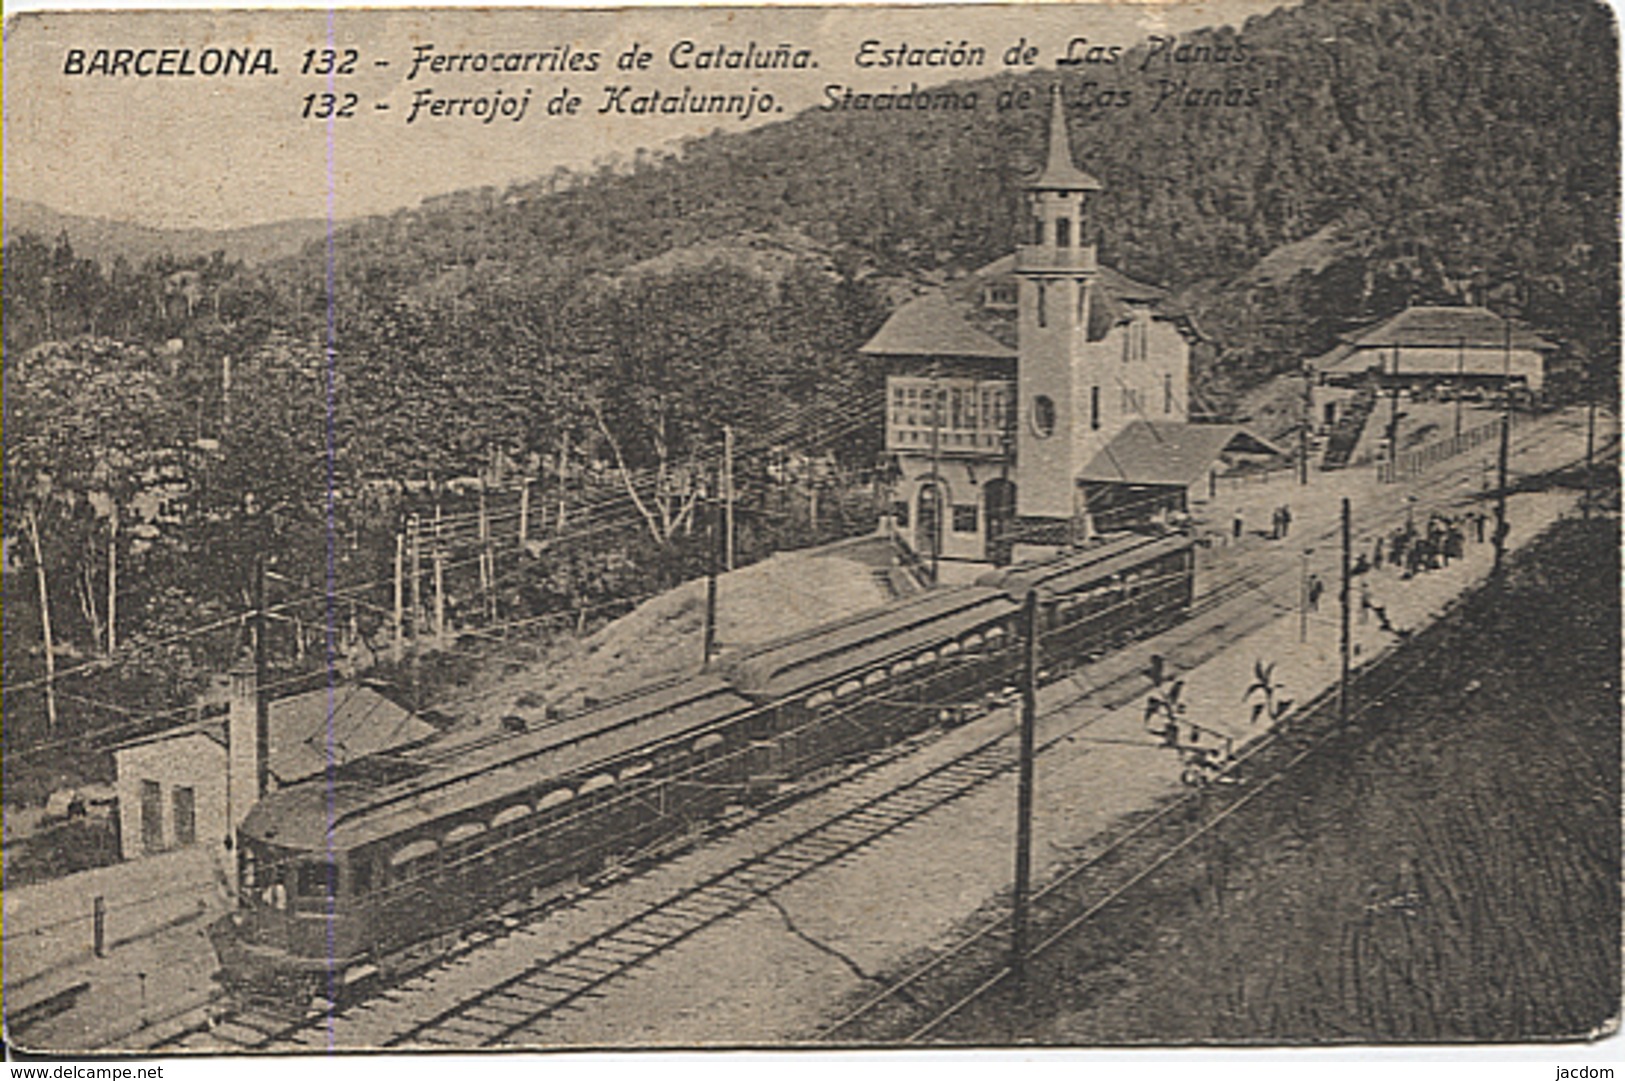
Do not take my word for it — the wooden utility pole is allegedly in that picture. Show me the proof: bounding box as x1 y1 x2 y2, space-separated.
723 425 736 571
1011 589 1040 995
1299 365 1313 485
702 491 722 668
478 481 495 624
221 354 232 429
1455 336 1466 438
392 529 405 663
252 544 270 801
106 501 119 656
929 364 943 584
409 513 422 706
518 477 532 549
1338 498 1351 728
432 504 447 643
556 432 570 533
27 508 58 734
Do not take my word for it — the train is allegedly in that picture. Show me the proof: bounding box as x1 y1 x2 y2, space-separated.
211 531 1196 1000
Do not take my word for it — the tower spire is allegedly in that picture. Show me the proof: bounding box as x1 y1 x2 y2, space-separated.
1029 84 1103 192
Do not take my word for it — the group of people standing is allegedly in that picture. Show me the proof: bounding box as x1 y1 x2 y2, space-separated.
1369 510 1490 580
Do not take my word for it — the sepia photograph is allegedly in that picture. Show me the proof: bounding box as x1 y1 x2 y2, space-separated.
2 0 1620 1059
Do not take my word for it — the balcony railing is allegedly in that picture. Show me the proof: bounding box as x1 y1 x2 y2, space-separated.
1015 245 1098 274
886 424 1013 456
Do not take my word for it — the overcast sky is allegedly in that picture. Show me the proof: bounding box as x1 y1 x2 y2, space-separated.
4 2 1280 231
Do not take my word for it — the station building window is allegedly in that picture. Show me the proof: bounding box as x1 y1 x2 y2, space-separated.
952 505 980 533
1031 395 1056 438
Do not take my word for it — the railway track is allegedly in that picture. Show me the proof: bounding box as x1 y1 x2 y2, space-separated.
154 414 1594 1052
165 551 1279 1051
814 600 1465 1044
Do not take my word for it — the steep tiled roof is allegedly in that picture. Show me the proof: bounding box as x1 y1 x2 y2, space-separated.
858 292 1016 358
862 256 1193 361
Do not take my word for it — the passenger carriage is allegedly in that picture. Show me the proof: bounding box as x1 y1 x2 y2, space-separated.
215 530 1196 999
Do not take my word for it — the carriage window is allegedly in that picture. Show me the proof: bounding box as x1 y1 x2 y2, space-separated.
864 670 888 689
537 788 576 810
492 804 532 828
806 690 835 710
445 822 487 846
941 642 962 658
890 659 915 677
963 633 984 652
986 627 1006 645
693 733 725 753
916 650 937 666
296 860 338 898
620 761 653 781
835 679 863 699
581 774 616 795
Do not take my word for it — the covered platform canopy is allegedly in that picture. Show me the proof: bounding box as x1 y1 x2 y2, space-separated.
1077 422 1281 489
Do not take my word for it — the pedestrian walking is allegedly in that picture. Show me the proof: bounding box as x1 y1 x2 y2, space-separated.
1359 579 1371 625
1281 504 1293 538
1307 573 1324 611
1373 535 1385 569
1233 511 1244 540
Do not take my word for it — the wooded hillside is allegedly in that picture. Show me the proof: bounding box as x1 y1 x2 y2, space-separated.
3 0 1616 772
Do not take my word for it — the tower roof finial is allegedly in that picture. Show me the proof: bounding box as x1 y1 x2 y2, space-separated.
1029 83 1103 192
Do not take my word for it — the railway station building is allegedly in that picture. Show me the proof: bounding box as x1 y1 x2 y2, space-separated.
862 87 1270 569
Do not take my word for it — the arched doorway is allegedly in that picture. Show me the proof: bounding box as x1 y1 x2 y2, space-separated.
984 478 1017 565
916 482 944 570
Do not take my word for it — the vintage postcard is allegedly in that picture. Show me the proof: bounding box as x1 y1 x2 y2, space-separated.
3 0 1619 1060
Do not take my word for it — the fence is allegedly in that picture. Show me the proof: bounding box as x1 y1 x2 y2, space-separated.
1212 463 1300 494
1378 415 1509 484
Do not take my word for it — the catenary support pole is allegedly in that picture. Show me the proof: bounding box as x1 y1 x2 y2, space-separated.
1493 411 1510 577
724 425 736 571
1338 497 1351 729
1584 383 1597 521
1011 588 1039 995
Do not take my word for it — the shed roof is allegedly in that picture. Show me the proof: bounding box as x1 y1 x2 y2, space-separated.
1077 423 1281 487
1313 306 1558 375
115 684 436 786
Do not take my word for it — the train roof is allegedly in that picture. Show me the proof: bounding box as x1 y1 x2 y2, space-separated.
241 673 753 852
721 585 1015 702
981 532 1192 600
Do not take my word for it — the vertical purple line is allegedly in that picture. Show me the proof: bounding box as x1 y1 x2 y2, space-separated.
323 5 341 1053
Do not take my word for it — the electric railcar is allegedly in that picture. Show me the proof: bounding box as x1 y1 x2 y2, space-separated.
212 532 1195 998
